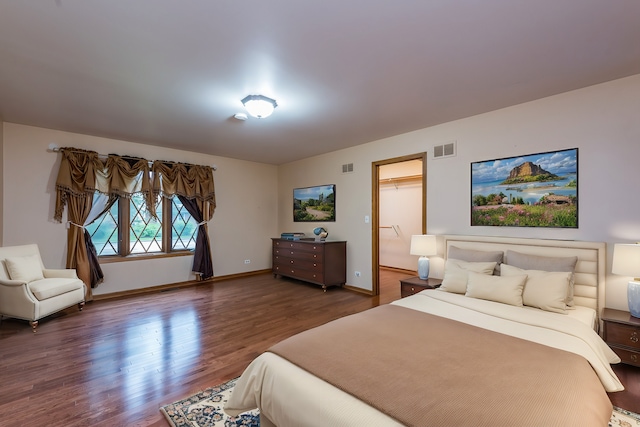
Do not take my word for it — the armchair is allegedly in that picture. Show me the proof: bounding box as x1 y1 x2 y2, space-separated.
0 244 86 332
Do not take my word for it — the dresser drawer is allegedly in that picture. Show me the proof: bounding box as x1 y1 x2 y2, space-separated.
610 346 640 367
273 248 322 261
273 256 323 272
604 322 640 351
274 240 323 253
273 264 324 284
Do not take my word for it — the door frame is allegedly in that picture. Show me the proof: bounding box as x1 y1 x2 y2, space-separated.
371 152 427 296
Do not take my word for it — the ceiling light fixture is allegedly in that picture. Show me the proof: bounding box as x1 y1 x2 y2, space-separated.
241 94 277 119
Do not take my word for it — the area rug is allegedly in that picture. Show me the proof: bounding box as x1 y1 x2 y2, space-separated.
160 378 259 427
161 378 640 427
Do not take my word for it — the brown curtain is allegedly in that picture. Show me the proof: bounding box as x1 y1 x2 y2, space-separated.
54 148 102 300
55 150 216 290
153 161 216 279
177 195 213 279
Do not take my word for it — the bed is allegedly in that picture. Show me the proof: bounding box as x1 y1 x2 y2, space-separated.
225 235 624 426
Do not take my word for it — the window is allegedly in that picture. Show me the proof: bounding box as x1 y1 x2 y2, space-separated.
86 194 198 257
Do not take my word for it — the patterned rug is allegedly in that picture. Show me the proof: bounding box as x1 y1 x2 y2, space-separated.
160 378 259 427
161 378 640 427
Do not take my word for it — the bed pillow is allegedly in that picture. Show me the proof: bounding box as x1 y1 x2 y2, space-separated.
501 264 571 314
465 272 527 306
439 259 497 294
448 246 503 275
4 254 44 283
505 250 578 306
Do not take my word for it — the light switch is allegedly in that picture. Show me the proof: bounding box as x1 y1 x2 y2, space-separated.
364 215 370 223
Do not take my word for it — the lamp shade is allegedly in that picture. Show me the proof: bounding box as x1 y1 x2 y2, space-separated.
410 235 437 280
612 244 640 279
612 243 640 318
410 235 437 256
241 94 277 118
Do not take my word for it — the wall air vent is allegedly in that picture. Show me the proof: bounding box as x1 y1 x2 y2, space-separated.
342 163 354 173
433 141 456 159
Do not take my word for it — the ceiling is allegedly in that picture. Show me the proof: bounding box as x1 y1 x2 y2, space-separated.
1 1 639 165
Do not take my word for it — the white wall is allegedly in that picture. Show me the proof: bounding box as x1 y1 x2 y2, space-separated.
379 160 423 270
1 123 279 296
278 74 640 311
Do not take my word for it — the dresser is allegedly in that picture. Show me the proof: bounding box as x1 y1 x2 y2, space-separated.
602 308 640 367
272 238 346 291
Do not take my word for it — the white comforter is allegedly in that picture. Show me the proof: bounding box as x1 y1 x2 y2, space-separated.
225 291 623 426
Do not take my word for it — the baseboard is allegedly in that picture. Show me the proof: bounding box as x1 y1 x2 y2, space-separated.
380 265 416 275
342 284 373 296
92 269 272 301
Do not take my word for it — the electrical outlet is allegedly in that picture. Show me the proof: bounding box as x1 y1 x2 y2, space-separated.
355 271 361 277
244 259 250 264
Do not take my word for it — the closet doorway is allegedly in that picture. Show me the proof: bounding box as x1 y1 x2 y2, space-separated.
371 153 427 296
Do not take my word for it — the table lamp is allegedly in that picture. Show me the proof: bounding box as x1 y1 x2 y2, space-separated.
612 243 640 318
410 235 437 280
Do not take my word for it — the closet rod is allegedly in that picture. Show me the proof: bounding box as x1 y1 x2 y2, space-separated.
47 143 217 171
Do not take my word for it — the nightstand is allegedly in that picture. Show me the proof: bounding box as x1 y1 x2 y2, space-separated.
602 308 640 367
400 277 442 298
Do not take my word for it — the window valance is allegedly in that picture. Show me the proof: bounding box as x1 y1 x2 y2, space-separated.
54 148 216 222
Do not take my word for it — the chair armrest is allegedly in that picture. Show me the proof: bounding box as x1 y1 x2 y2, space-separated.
43 269 79 279
0 278 28 286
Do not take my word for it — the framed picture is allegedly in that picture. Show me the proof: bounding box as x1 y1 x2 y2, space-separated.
471 148 578 228
294 184 336 222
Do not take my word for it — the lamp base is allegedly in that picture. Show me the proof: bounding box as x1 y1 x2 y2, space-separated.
629 281 640 318
417 256 430 280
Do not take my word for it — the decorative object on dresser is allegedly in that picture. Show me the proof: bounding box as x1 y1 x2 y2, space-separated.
602 308 640 367
400 276 442 297
409 234 437 279
272 238 346 291
612 243 640 318
313 227 328 241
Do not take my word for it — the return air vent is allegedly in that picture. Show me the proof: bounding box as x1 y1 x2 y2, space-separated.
433 141 456 159
342 163 354 173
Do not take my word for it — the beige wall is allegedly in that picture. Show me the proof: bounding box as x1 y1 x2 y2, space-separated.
1 123 278 296
278 74 640 311
2 74 639 309
0 120 3 245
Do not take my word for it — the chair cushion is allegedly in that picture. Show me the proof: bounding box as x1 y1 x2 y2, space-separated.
5 254 44 283
28 278 84 301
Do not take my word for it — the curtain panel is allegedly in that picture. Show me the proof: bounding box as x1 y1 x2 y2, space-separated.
54 148 216 291
153 161 216 279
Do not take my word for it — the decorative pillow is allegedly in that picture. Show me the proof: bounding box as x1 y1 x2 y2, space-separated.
439 259 497 294
505 250 578 306
447 246 503 275
4 254 44 283
465 272 527 306
501 264 571 314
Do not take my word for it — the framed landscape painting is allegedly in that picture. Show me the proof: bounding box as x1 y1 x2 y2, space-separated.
471 148 578 228
294 184 336 222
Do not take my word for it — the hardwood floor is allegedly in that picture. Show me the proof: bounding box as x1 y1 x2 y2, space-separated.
0 269 637 426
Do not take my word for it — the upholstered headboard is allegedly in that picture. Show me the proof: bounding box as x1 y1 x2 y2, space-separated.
443 235 606 322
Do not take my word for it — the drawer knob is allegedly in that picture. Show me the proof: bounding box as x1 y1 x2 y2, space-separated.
290 260 294 264
411 287 415 291
632 354 638 363
631 332 638 343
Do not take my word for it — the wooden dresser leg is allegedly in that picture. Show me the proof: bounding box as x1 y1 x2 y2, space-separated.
30 320 38 333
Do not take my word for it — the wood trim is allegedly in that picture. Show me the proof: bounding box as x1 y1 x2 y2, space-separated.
371 152 427 296
97 250 194 263
92 269 272 301
342 283 373 296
